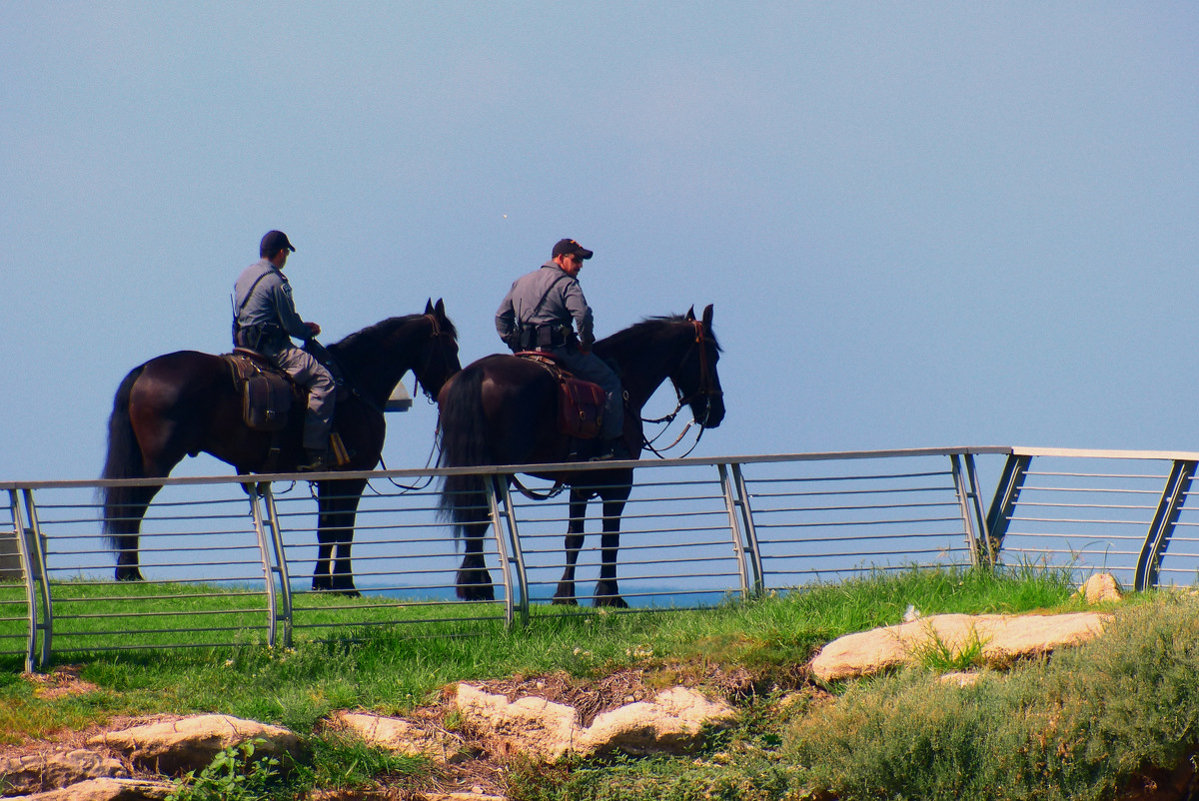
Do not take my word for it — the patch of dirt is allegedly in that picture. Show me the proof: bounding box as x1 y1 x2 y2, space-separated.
21 664 99 700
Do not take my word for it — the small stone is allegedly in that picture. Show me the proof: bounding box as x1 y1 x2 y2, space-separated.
1078 573 1123 604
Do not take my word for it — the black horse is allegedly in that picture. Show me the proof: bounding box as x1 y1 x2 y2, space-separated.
101 299 460 592
437 305 724 607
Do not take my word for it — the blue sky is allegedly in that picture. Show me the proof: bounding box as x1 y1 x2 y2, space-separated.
3 2 1197 481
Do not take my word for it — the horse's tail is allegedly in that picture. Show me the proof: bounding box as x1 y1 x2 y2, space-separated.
99 365 147 546
436 366 492 537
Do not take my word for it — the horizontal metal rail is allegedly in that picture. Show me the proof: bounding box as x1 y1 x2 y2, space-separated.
6 445 1199 669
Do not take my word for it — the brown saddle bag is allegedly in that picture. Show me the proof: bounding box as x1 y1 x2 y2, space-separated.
558 376 606 440
226 350 294 432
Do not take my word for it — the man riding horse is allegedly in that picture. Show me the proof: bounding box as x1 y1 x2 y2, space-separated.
233 230 335 471
494 238 625 460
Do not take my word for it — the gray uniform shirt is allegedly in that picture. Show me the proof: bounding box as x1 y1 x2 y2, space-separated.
495 263 596 348
233 259 311 353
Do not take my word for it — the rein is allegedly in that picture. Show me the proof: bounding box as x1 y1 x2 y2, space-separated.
510 474 567 501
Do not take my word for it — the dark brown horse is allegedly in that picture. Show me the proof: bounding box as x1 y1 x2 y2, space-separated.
101 299 460 592
437 305 724 607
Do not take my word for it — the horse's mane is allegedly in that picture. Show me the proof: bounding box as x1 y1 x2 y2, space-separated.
598 314 722 356
332 313 458 356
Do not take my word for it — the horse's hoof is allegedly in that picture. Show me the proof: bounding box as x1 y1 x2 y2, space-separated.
455 569 496 602
594 595 629 609
551 596 579 606
456 585 496 602
311 583 359 598
115 569 144 582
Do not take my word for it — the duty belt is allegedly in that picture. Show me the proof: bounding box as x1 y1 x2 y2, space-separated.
515 323 573 351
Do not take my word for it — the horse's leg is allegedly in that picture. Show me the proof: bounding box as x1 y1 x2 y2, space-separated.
456 519 496 602
553 488 590 605
593 481 632 608
105 483 164 582
105 438 182 582
452 477 495 602
312 535 334 591
314 477 366 596
310 481 338 592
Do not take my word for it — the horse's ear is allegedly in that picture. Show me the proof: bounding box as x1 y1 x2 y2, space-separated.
424 298 435 314
685 305 696 321
435 298 445 318
702 304 714 328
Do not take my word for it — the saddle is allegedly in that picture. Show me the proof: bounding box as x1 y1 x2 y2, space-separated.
224 349 296 431
517 352 606 440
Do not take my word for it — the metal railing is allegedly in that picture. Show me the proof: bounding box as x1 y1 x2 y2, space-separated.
5 446 1199 670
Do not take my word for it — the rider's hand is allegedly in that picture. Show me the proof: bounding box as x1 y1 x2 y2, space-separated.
306 322 321 338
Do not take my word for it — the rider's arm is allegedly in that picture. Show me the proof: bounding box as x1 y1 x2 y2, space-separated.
272 281 314 342
561 280 595 350
495 289 517 340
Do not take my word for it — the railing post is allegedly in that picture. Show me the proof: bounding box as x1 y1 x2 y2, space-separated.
9 490 39 672
485 475 527 627
718 462 763 597
1134 459 1196 591
260 484 293 648
248 482 293 648
950 454 992 569
965 454 994 567
985 453 1032 563
245 484 279 648
18 489 52 671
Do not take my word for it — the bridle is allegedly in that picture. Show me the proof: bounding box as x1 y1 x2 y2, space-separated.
642 318 723 457
412 312 456 402
682 318 722 426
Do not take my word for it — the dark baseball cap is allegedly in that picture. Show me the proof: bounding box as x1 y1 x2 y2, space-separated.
260 230 296 257
552 238 593 260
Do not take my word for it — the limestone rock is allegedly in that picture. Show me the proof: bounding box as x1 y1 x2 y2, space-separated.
455 683 580 762
938 671 982 688
0 748 128 795
86 714 302 776
584 686 737 756
331 711 469 764
809 611 1109 683
454 683 736 762
1079 572 1123 604
14 777 174 801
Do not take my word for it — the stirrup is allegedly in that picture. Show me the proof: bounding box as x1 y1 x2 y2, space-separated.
297 450 331 472
589 438 627 461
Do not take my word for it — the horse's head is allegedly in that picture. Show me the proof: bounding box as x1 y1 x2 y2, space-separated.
412 298 461 399
674 304 725 429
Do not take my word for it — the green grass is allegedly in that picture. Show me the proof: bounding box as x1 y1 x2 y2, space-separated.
15 565 1190 800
